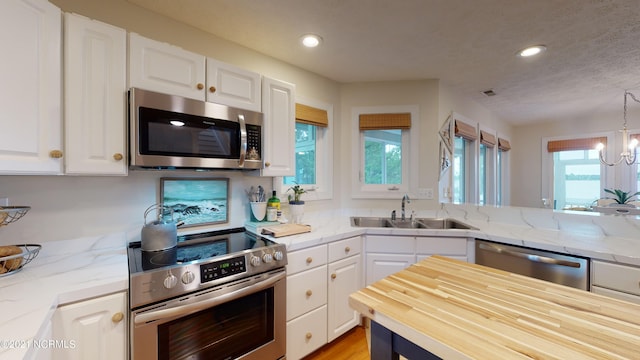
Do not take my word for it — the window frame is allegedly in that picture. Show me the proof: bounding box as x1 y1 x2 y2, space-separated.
451 113 478 204
478 127 497 205
541 132 614 209
351 105 419 199
496 135 511 206
279 96 333 201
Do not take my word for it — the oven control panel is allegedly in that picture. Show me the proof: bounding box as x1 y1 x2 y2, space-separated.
200 255 246 283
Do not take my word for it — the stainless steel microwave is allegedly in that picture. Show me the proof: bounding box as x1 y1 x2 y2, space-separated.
128 88 263 170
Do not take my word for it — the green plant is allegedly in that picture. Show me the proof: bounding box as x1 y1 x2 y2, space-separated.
604 188 640 204
287 183 306 204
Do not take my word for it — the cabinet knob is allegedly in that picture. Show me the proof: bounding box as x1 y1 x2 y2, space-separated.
49 150 63 159
265 162 271 167
345 246 351 253
113 153 123 161
111 312 124 323
197 83 204 90
306 257 313 264
209 86 216 93
331 273 337 280
306 289 313 297
305 332 313 340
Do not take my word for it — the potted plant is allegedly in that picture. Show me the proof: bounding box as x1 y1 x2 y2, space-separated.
287 183 306 223
604 188 640 207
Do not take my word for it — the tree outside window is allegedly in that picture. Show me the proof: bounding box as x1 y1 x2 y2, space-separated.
363 129 401 184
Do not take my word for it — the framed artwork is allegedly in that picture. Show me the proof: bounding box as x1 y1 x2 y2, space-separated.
160 178 229 227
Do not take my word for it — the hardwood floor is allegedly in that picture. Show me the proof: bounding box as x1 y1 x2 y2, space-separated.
302 326 369 360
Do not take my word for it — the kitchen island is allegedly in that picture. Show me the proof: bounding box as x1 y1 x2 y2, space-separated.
349 256 640 359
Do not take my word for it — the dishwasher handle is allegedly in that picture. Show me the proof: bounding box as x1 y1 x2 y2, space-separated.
478 243 582 268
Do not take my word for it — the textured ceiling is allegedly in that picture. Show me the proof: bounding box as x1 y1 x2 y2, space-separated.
127 0 640 125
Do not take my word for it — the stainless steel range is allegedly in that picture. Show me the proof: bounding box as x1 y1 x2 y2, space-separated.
127 227 287 360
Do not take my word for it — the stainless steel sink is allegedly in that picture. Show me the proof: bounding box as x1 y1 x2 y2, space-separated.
350 216 475 229
350 217 395 227
390 220 429 228
415 218 477 230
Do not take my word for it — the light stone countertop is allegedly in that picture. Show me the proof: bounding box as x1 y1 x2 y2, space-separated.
0 233 129 360
1 203 639 359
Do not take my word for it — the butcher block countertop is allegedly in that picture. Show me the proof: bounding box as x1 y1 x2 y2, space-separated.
349 256 640 360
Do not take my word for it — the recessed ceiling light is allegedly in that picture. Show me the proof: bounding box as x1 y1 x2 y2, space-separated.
517 45 547 57
301 34 322 48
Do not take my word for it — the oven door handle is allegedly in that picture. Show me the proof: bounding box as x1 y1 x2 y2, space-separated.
134 271 285 325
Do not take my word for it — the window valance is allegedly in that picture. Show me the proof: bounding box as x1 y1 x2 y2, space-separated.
547 137 606 152
359 113 411 130
295 103 328 127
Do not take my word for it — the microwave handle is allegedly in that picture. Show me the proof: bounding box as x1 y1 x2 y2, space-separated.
238 114 247 167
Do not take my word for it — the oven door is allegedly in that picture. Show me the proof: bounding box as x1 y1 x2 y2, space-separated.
131 269 286 360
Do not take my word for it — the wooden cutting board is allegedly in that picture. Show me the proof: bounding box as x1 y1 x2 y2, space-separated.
261 223 311 237
349 255 640 360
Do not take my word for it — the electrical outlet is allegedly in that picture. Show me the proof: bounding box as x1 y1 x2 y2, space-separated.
417 188 434 199
425 188 434 200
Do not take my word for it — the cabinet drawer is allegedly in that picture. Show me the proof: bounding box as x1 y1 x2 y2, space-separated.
591 285 640 305
286 245 327 275
592 260 640 296
365 235 414 254
286 265 328 321
415 237 467 255
286 305 328 360
328 236 361 262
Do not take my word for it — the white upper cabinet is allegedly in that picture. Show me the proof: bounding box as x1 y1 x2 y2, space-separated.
261 77 295 176
128 33 206 100
0 0 62 174
206 58 261 111
64 13 127 175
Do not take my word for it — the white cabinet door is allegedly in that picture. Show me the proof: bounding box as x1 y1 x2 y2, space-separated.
286 305 327 360
365 253 415 285
128 33 205 100
328 254 361 342
52 292 127 360
0 0 62 174
64 13 127 175
206 58 261 111
261 77 295 176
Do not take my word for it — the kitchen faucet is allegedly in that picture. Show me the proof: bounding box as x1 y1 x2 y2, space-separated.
401 194 410 221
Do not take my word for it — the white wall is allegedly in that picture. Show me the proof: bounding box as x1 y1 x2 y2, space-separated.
0 0 516 244
511 103 640 208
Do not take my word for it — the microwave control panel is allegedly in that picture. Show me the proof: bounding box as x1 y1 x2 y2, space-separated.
246 124 262 160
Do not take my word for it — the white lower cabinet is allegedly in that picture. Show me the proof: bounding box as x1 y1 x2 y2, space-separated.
286 305 328 360
51 292 127 360
365 235 470 285
591 260 640 304
286 236 362 359
327 254 361 342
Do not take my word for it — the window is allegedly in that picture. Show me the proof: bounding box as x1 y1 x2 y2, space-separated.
553 149 601 209
478 130 496 205
281 99 333 201
544 136 610 210
363 129 402 184
452 118 477 203
352 105 419 198
497 137 511 205
284 122 317 185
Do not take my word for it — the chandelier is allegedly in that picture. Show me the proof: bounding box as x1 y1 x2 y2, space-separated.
597 91 640 166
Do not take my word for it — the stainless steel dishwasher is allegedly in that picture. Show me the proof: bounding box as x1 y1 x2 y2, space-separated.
475 240 589 290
